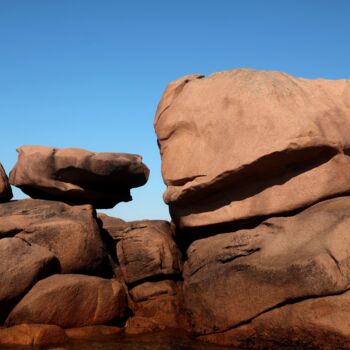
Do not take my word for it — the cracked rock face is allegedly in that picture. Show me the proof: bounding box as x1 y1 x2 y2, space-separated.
154 69 350 229
0 163 12 202
183 197 350 340
116 220 182 285
0 199 108 275
9 145 149 209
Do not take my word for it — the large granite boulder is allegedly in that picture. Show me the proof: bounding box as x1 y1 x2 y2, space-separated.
183 196 350 345
9 145 149 208
0 162 12 202
154 69 350 229
6 274 127 328
115 220 182 285
0 199 108 275
0 238 60 321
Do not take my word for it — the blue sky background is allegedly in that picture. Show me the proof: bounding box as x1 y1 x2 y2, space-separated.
0 0 349 220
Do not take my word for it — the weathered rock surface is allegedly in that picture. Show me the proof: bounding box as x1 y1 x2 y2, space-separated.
10 145 150 208
126 281 187 335
116 220 182 285
200 291 350 349
154 69 350 229
0 199 107 274
0 237 60 320
129 281 177 302
183 197 350 339
97 213 129 241
0 162 12 202
0 324 68 346
6 274 127 328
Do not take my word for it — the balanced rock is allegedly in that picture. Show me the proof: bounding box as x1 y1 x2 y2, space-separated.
0 162 12 202
0 199 107 274
0 324 68 347
0 237 60 320
116 220 182 285
183 196 350 342
6 274 127 328
10 145 149 208
154 69 350 229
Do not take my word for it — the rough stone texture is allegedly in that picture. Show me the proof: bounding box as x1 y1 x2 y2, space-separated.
0 237 60 320
0 199 107 275
97 213 129 241
0 324 68 346
6 274 127 328
129 281 177 302
116 220 182 285
154 69 350 229
0 162 12 202
66 325 123 339
200 291 350 350
183 197 350 339
126 281 187 335
10 145 150 208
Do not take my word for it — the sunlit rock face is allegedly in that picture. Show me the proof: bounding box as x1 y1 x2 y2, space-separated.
154 69 350 230
0 199 108 275
183 197 350 338
0 237 60 321
10 145 149 209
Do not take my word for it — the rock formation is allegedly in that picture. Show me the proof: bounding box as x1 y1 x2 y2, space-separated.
6 274 127 328
0 199 108 274
9 145 149 208
154 69 350 230
2 69 350 348
98 215 187 334
0 237 60 321
0 163 12 202
153 69 350 348
184 197 350 342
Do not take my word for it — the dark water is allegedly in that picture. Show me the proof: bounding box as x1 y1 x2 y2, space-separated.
0 332 231 350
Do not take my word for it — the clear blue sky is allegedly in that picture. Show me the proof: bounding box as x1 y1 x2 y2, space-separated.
0 0 349 221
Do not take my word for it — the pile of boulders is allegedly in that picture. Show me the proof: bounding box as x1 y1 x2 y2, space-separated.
154 68 350 349
0 145 185 346
2 69 350 349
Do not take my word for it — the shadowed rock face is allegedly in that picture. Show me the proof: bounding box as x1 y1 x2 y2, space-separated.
0 324 68 347
126 280 188 335
116 220 183 285
0 237 60 321
0 199 108 275
6 274 127 328
183 197 350 342
0 163 12 202
154 69 350 230
98 214 187 334
9 145 150 208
